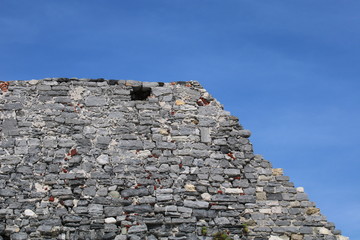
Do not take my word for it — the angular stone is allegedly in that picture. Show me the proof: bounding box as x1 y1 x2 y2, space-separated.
108 191 121 198
51 189 72 197
105 217 117 224
128 224 148 233
0 189 16 197
96 154 109 165
184 200 209 209
24 209 37 217
214 217 230 225
200 127 211 143
123 205 153 213
84 96 108 106
89 204 103 215
121 188 149 198
11 232 28 240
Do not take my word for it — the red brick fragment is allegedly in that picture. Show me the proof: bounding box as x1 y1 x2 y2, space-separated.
0 81 9 92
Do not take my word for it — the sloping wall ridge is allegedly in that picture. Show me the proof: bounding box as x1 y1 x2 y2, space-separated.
0 78 348 240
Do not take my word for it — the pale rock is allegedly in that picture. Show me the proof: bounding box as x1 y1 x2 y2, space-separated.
96 154 109 165
105 217 117 224
224 188 243 194
318 227 332 235
272 168 283 176
296 187 305 192
5 225 20 233
159 129 169 135
201 193 211 201
29 80 39 85
259 209 271 214
271 206 282 213
175 99 185 105
24 209 37 217
70 86 86 100
337 236 349 240
185 184 196 192
35 183 49 193
291 234 303 240
32 121 46 128
269 236 289 240
256 192 266 200
109 191 120 198
73 199 79 207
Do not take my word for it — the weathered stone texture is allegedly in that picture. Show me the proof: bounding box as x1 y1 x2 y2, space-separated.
0 78 347 240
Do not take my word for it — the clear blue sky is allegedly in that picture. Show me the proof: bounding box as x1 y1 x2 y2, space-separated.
1 1 359 238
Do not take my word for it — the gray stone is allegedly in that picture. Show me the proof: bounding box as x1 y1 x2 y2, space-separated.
128 224 148 233
11 232 28 240
88 204 103 215
84 96 108 106
184 200 209 209
152 87 172 96
200 127 211 143
0 189 16 197
51 189 72 197
214 217 230 225
123 205 153 213
121 188 149 197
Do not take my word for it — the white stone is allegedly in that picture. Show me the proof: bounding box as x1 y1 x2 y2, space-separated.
266 200 279 206
269 236 288 240
185 184 196 192
105 217 117 224
34 183 49 193
32 121 46 127
159 129 169 135
24 209 37 217
259 209 271 214
96 154 109 165
200 127 211 143
70 86 86 100
201 193 212 201
29 80 39 85
5 225 20 233
296 187 305 192
83 126 96 134
175 99 185 105
337 236 349 240
135 150 152 158
318 227 332 235
271 206 282 213
224 188 243 194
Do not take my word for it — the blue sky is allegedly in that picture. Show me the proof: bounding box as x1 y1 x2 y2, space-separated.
1 0 359 238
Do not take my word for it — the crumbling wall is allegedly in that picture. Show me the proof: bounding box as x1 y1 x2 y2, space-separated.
0 79 347 240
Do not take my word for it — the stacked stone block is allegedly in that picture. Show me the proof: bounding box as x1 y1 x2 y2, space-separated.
0 78 348 240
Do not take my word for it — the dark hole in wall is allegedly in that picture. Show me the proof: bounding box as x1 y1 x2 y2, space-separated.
108 80 119 85
89 78 105 82
220 146 231 154
0 234 10 240
56 78 71 83
130 86 152 100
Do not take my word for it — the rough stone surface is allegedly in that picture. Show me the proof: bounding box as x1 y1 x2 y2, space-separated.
0 78 347 240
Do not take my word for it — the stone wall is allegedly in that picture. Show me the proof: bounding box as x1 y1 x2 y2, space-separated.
0 78 348 240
